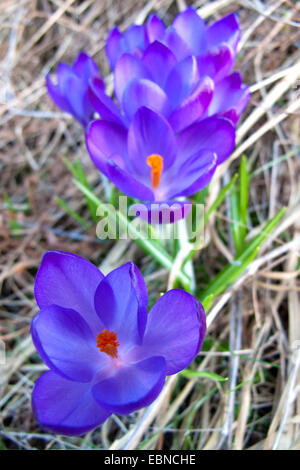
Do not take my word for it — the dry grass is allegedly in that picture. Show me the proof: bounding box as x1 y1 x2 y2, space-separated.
0 0 300 450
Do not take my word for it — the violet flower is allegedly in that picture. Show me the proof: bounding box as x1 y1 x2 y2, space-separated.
92 8 249 132
46 51 104 126
31 251 206 435
86 106 235 221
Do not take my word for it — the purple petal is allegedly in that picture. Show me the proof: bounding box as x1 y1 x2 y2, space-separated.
64 74 92 126
92 356 166 414
106 159 154 200
94 262 148 346
73 51 101 83
46 73 72 114
122 78 171 121
56 62 73 90
46 63 74 112
106 27 126 69
34 251 104 336
128 107 177 177
86 120 128 173
207 13 240 53
31 305 106 382
172 7 206 55
208 72 250 124
165 55 199 108
131 200 192 224
164 150 217 198
124 24 147 54
46 60 97 126
32 371 110 436
114 53 151 103
146 14 166 42
141 289 206 375
163 27 192 61
169 76 214 133
142 41 177 88
177 116 236 164
88 77 126 126
197 44 234 83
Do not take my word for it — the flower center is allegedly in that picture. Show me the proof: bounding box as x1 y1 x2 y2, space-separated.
96 328 119 358
147 154 164 189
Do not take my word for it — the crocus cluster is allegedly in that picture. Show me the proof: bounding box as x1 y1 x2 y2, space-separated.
47 7 249 221
31 251 206 435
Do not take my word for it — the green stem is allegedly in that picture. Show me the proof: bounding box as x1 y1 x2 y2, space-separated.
73 180 191 290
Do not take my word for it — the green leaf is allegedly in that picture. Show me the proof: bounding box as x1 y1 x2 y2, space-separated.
201 294 214 311
239 154 249 246
62 157 98 223
230 182 243 255
183 174 238 266
180 370 228 382
55 196 92 231
204 173 238 226
199 207 286 303
73 180 191 290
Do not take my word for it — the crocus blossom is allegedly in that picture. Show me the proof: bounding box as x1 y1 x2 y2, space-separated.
31 251 206 435
106 8 240 70
86 106 235 222
46 9 249 132
96 8 249 131
46 51 104 126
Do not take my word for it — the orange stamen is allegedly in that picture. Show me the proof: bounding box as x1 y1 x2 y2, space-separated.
147 154 164 189
96 329 119 359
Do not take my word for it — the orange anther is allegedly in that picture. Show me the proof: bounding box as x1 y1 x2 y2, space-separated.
96 329 119 359
147 154 164 189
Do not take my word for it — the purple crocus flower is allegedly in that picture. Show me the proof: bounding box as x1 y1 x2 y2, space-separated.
93 8 249 132
31 251 206 435
46 51 104 126
86 106 235 221
106 8 240 70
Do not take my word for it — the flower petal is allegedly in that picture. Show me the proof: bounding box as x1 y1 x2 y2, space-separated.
197 44 234 83
177 116 236 164
106 159 154 200
46 73 72 114
73 51 101 83
31 305 106 382
128 107 177 177
124 24 147 54
34 251 104 335
92 356 166 414
114 53 151 103
122 78 171 121
146 13 166 42
86 120 128 173
172 7 206 55
163 27 192 61
142 41 177 88
63 74 92 126
141 289 206 375
165 55 199 108
207 13 240 53
106 27 126 69
208 72 250 124
32 371 110 436
94 262 148 346
88 77 126 126
169 76 214 133
164 150 217 198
